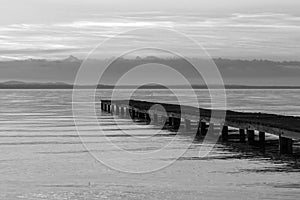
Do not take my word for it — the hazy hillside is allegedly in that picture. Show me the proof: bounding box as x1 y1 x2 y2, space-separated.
0 56 299 86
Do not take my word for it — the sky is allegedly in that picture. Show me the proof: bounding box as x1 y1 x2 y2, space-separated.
0 0 300 61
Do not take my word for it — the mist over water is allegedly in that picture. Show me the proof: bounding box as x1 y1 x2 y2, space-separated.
0 89 299 199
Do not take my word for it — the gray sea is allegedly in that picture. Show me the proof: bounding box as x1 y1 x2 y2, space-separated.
0 89 300 200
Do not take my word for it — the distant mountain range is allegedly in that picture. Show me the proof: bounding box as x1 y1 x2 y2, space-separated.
1 81 300 89
0 56 299 87
0 81 73 89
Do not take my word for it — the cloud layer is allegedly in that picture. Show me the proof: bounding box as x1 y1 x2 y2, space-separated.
0 12 300 61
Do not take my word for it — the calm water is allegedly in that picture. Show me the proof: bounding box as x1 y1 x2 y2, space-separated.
0 89 300 200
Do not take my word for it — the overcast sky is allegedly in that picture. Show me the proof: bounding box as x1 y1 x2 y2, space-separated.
0 0 300 61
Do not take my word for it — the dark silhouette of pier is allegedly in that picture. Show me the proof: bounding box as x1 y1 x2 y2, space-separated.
101 99 300 155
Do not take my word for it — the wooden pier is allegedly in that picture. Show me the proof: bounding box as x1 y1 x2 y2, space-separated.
100 99 300 155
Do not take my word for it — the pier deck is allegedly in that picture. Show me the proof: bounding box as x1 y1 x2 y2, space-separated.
100 99 300 155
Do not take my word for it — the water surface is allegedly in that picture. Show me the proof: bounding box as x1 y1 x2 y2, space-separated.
0 89 299 199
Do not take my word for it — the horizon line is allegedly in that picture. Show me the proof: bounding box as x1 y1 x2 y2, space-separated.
1 55 300 63
1 81 300 89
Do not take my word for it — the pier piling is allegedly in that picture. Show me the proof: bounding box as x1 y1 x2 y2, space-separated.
247 129 255 145
168 117 174 128
239 129 246 143
120 107 124 117
173 118 181 130
125 108 130 118
153 114 158 124
259 131 266 150
161 115 167 127
115 105 119 115
130 109 135 120
138 112 144 120
196 122 207 138
145 113 151 123
185 119 191 131
222 126 229 141
201 122 208 136
279 135 293 155
111 104 114 114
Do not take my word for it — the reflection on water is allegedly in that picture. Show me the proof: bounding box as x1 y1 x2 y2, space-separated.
0 89 300 199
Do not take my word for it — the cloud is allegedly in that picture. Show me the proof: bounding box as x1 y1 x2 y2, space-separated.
57 21 173 28
0 12 299 60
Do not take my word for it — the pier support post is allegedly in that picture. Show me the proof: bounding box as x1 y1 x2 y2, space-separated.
221 125 229 141
137 112 145 121
130 109 135 120
259 131 265 151
196 122 207 138
195 121 201 139
136 111 140 119
125 108 130 118
247 129 255 145
115 105 119 115
153 114 158 124
161 115 167 127
168 117 174 127
200 122 207 136
185 119 191 131
101 102 104 111
107 104 111 113
145 113 151 123
239 129 246 143
104 104 107 112
205 123 222 140
173 118 181 130
279 136 293 155
111 104 114 114
120 107 124 117
167 117 180 130
138 112 145 120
